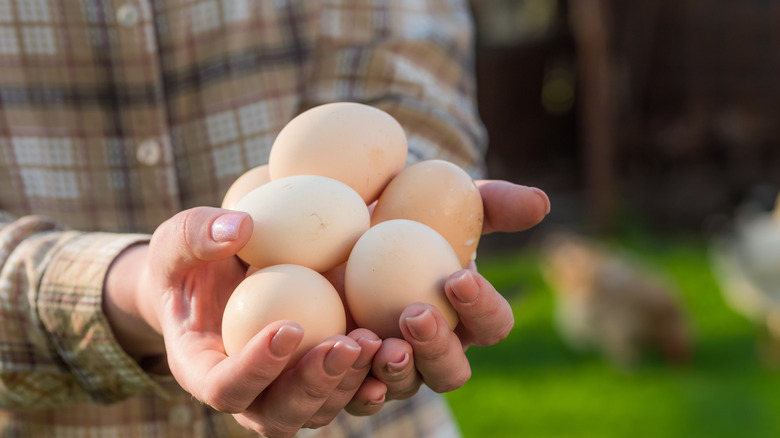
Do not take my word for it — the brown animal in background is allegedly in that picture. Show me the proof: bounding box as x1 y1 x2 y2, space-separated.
540 232 692 368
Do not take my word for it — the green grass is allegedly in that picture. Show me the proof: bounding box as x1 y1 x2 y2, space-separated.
447 232 780 438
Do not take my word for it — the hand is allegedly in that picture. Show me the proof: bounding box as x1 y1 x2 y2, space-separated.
345 181 550 415
104 207 382 438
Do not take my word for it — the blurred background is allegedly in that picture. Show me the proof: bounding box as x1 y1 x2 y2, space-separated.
472 0 780 233
446 0 780 436
472 0 780 234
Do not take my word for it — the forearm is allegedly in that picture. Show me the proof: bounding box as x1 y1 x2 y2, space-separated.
0 214 166 409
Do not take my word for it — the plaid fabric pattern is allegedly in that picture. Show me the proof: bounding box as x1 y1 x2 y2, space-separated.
0 0 484 436
0 0 486 234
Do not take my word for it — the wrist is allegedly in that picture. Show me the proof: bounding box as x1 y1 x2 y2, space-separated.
103 243 166 363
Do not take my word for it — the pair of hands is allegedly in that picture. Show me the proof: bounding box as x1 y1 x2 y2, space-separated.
104 180 549 438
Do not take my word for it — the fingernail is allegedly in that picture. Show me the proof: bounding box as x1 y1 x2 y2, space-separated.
358 337 382 349
324 340 361 376
532 187 551 215
450 270 479 304
385 352 410 374
369 393 386 406
405 308 437 342
212 212 246 242
353 338 382 369
270 324 304 358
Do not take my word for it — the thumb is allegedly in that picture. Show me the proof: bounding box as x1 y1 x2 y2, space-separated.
476 180 550 234
150 207 253 274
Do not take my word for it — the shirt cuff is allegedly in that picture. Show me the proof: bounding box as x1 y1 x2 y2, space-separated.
36 232 168 403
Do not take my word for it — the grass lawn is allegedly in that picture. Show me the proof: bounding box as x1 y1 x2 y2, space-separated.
447 230 780 438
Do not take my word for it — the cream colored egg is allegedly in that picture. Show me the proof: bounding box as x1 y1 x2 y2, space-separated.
344 219 461 339
234 175 370 272
371 159 484 267
221 164 271 210
222 264 347 370
268 102 408 204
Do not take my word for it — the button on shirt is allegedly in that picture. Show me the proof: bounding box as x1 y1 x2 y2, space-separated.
136 139 163 166
0 0 486 436
117 3 140 27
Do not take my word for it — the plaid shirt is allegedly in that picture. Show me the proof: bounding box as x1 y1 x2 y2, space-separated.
0 0 486 436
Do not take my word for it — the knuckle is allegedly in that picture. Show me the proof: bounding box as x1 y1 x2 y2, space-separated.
376 364 415 384
496 318 515 341
166 207 214 258
201 386 245 414
335 377 360 393
301 381 333 402
345 402 383 417
303 414 335 430
482 315 515 346
429 367 471 393
386 381 422 401
236 415 297 438
151 209 195 256
416 342 450 363
466 304 514 346
207 398 243 415
261 425 298 438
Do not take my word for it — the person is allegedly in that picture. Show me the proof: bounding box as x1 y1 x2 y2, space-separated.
0 1 550 437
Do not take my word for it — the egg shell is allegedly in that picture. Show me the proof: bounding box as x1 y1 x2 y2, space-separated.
344 219 461 339
222 264 347 370
221 164 271 210
268 102 408 204
371 159 484 267
234 175 370 272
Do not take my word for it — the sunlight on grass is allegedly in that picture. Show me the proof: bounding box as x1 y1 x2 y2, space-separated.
447 232 780 438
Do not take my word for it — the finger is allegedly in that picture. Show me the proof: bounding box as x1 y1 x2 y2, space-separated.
371 337 421 400
242 336 362 437
306 330 382 425
445 269 515 348
399 304 471 393
344 375 387 416
169 320 303 414
475 180 550 234
150 207 252 275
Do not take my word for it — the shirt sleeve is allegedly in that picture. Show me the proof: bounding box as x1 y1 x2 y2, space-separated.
0 214 166 410
304 0 489 177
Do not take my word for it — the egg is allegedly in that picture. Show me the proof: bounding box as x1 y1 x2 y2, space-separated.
371 159 484 267
268 102 408 204
344 219 461 339
221 164 272 210
234 174 370 272
222 264 347 370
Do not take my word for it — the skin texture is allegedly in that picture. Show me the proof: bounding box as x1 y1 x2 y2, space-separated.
103 180 550 437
